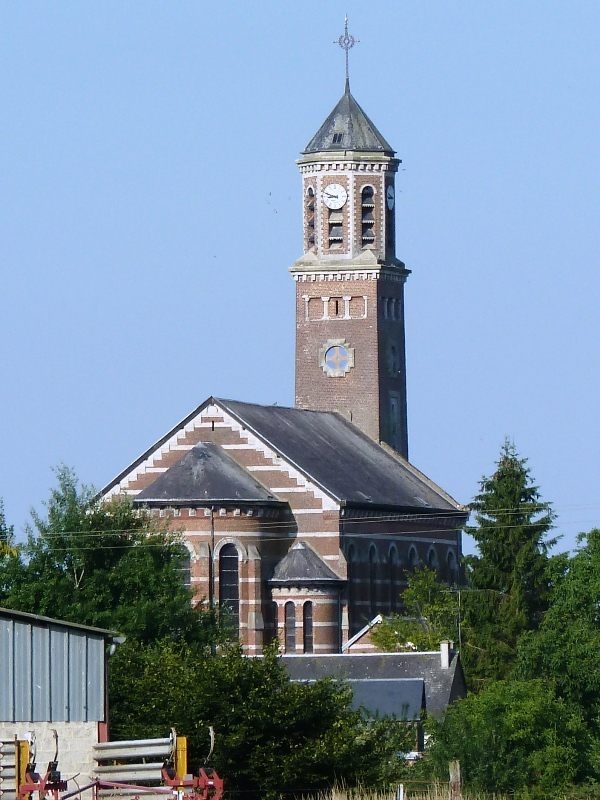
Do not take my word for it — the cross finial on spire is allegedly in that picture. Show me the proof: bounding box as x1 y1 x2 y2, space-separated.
335 15 358 91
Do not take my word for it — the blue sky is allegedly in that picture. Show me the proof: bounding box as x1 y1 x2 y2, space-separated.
2 2 599 555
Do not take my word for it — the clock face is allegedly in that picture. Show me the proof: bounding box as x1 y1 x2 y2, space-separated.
322 183 348 210
386 184 395 210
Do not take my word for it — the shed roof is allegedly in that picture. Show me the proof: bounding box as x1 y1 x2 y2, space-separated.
0 606 120 640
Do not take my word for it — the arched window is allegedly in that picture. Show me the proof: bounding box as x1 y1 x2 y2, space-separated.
347 545 359 636
428 547 438 569
303 602 314 653
447 550 457 584
389 547 399 613
361 186 375 247
369 547 377 617
408 546 418 569
175 544 191 591
219 544 239 636
284 601 296 653
305 187 316 250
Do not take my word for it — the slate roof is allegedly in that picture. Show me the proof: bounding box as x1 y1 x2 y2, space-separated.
303 81 394 155
136 442 282 505
217 398 462 512
269 541 343 585
281 651 465 718
348 678 425 720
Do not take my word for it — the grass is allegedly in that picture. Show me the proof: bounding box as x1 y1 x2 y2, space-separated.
317 786 510 800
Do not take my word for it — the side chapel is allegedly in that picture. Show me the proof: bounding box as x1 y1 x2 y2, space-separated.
101 39 466 655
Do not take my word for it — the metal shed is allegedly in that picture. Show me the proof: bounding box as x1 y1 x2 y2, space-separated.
0 607 120 723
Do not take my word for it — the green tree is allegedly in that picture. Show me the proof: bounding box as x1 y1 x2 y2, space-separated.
0 500 16 557
463 441 555 684
371 566 458 652
516 528 600 746
109 641 414 800
0 466 219 645
428 679 589 795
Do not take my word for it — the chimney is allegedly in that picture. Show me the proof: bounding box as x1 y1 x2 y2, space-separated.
440 640 452 669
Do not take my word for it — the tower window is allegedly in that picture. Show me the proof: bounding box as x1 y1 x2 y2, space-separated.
284 601 296 653
361 186 376 248
332 132 343 144
305 187 316 250
219 543 239 636
328 209 344 249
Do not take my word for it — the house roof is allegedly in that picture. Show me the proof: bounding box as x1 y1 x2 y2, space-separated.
303 82 394 155
348 678 425 720
135 442 283 505
269 541 343 585
217 398 462 512
281 650 465 718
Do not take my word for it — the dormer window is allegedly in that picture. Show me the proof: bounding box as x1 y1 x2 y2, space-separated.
332 132 343 144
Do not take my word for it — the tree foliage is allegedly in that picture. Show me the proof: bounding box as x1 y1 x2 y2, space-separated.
463 440 555 684
0 500 16 557
516 528 600 741
109 641 414 800
371 567 458 652
0 466 218 645
428 679 589 795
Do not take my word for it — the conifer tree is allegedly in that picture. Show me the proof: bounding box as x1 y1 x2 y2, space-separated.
463 440 555 685
0 500 16 557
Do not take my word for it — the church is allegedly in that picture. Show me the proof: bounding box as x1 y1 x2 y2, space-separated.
101 49 466 656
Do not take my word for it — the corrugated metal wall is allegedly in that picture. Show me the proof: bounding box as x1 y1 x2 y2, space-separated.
0 616 105 722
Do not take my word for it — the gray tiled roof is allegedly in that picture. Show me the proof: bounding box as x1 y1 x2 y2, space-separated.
217 398 461 512
135 442 281 504
282 651 465 718
303 82 394 154
348 678 425 720
270 541 343 585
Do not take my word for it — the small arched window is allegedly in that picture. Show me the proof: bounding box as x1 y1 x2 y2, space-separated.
447 550 457 584
347 545 359 636
303 602 314 653
369 547 377 617
427 548 438 569
389 547 399 613
175 544 192 591
285 601 296 653
219 544 239 636
361 186 375 247
408 546 418 569
305 187 316 250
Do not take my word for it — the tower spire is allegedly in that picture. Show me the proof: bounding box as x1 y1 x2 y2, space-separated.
335 15 358 92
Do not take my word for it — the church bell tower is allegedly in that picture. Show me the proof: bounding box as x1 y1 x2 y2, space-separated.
291 22 410 457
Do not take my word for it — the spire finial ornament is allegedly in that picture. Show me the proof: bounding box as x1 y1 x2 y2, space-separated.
335 15 358 90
